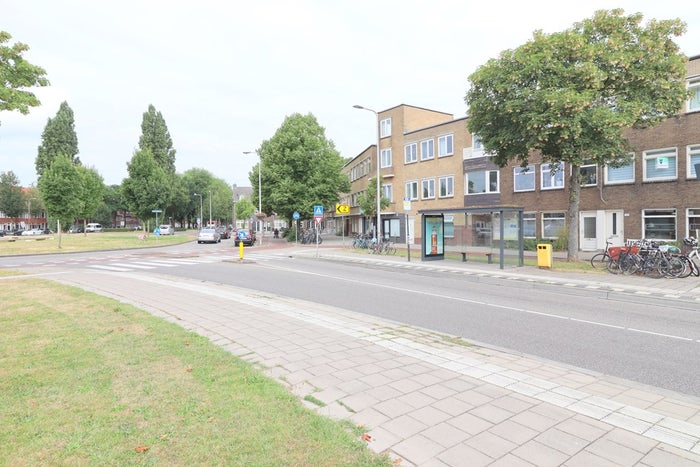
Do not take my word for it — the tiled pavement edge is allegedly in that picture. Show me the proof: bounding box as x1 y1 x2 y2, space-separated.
51 264 700 467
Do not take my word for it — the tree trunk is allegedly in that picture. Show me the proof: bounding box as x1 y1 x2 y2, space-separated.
567 165 582 261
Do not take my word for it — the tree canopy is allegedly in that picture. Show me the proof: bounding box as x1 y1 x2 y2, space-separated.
253 113 350 223
465 9 688 259
139 104 176 174
0 171 24 218
0 31 49 124
357 176 390 219
121 149 172 224
37 154 82 230
35 101 80 176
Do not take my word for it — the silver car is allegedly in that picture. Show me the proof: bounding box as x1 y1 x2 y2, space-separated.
197 228 220 244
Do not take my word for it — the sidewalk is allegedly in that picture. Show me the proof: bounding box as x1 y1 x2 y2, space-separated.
54 238 700 466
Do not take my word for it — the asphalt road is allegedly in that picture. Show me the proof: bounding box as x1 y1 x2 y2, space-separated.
3 240 700 397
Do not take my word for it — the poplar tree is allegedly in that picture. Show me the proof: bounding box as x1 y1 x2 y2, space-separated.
35 101 80 176
138 104 176 173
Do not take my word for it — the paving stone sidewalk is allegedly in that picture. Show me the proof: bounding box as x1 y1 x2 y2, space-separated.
53 258 700 467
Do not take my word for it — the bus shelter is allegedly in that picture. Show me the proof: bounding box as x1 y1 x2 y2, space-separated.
418 206 524 269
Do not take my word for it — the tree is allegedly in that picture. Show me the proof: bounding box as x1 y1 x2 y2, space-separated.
121 149 171 225
357 176 391 230
37 154 82 237
234 197 255 228
253 113 350 225
465 9 688 260
139 104 176 174
35 101 80 176
0 171 24 218
0 31 49 124
180 168 216 227
76 165 105 230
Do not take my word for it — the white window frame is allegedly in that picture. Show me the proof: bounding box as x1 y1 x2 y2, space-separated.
514 165 535 192
523 212 536 238
380 148 392 168
687 144 700 179
382 183 393 203
466 170 499 194
579 161 597 187
421 178 435 200
540 162 565 190
687 207 700 238
542 211 566 239
471 135 485 158
438 134 453 157
405 181 418 201
438 175 454 198
643 147 677 182
643 208 677 241
420 139 435 161
688 77 700 113
380 118 391 137
604 154 635 185
404 143 417 164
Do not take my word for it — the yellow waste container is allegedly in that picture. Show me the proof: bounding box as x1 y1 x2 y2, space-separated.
537 244 552 268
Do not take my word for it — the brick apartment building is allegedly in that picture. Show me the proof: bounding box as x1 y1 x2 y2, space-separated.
340 55 700 252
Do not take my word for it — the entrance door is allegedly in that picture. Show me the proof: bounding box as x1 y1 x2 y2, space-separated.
580 210 625 251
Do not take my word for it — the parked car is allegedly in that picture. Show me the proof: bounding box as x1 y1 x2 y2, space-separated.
158 225 174 235
11 229 25 236
21 228 44 236
197 228 220 244
217 226 230 239
234 228 255 246
42 229 54 234
85 223 102 232
69 226 84 234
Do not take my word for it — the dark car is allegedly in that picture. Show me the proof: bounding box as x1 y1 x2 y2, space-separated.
69 226 84 234
11 229 24 236
217 227 230 239
234 229 255 246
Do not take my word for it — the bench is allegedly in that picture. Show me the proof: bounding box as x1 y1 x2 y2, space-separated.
460 251 493 264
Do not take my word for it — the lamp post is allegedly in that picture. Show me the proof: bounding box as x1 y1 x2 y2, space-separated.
353 105 382 241
208 189 212 227
193 193 203 229
243 150 263 246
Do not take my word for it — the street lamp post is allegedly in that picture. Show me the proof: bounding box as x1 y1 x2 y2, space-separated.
208 190 212 227
243 150 263 246
193 193 203 229
353 105 382 241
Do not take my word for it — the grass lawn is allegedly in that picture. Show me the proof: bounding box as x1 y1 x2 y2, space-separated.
0 277 390 466
0 230 192 256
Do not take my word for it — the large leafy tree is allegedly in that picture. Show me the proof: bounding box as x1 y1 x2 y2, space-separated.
37 154 82 237
253 113 350 224
76 165 105 230
139 104 176 174
465 9 688 260
121 149 171 225
180 168 216 227
0 31 49 124
35 101 80 177
0 171 24 218
357 176 390 222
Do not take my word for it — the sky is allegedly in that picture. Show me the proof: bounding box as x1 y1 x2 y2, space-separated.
2 0 699 189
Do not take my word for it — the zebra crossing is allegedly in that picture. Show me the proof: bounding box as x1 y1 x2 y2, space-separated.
85 251 287 272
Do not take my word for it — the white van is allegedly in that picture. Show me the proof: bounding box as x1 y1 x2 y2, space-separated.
86 223 103 232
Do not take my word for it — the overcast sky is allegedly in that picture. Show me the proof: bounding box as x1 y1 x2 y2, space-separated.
2 1 699 189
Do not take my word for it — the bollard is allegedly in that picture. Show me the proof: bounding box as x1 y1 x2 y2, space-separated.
239 241 244 259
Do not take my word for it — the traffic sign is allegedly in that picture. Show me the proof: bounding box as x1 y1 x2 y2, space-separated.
335 204 350 215
313 205 324 218
293 211 300 220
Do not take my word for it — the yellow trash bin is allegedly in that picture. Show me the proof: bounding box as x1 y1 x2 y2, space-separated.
537 244 552 268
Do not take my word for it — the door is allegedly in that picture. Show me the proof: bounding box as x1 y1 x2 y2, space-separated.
580 210 625 251
580 212 598 251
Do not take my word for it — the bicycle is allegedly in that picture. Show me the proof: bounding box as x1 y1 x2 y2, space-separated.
590 237 614 270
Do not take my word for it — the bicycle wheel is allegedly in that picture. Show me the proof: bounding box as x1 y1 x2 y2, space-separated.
590 253 612 270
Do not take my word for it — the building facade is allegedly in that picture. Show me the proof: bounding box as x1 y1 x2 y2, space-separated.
341 55 700 252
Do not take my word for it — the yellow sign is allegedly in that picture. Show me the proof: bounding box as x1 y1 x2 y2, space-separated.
335 204 350 215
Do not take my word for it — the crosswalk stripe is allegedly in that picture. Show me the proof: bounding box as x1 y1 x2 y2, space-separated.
89 265 131 272
112 262 157 269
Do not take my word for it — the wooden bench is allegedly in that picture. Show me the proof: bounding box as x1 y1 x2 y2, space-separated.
460 251 493 264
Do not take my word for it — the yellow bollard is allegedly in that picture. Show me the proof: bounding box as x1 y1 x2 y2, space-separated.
239 241 244 259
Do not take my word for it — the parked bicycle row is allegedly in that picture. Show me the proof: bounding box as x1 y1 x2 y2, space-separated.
351 234 397 255
590 237 700 278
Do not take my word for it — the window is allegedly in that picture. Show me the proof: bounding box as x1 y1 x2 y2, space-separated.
542 212 566 239
380 118 391 137
405 181 418 201
438 176 454 198
438 134 453 157
687 208 700 239
404 143 417 164
643 148 677 181
580 161 597 186
420 139 434 160
466 170 499 194
523 212 536 238
514 165 535 192
604 154 635 184
444 215 455 238
688 145 700 179
541 163 565 190
472 135 485 158
382 184 393 202
421 179 435 199
688 78 700 113
380 148 392 168
643 209 676 240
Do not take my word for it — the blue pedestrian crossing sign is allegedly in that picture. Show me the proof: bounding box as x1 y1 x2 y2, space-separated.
313 205 323 218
